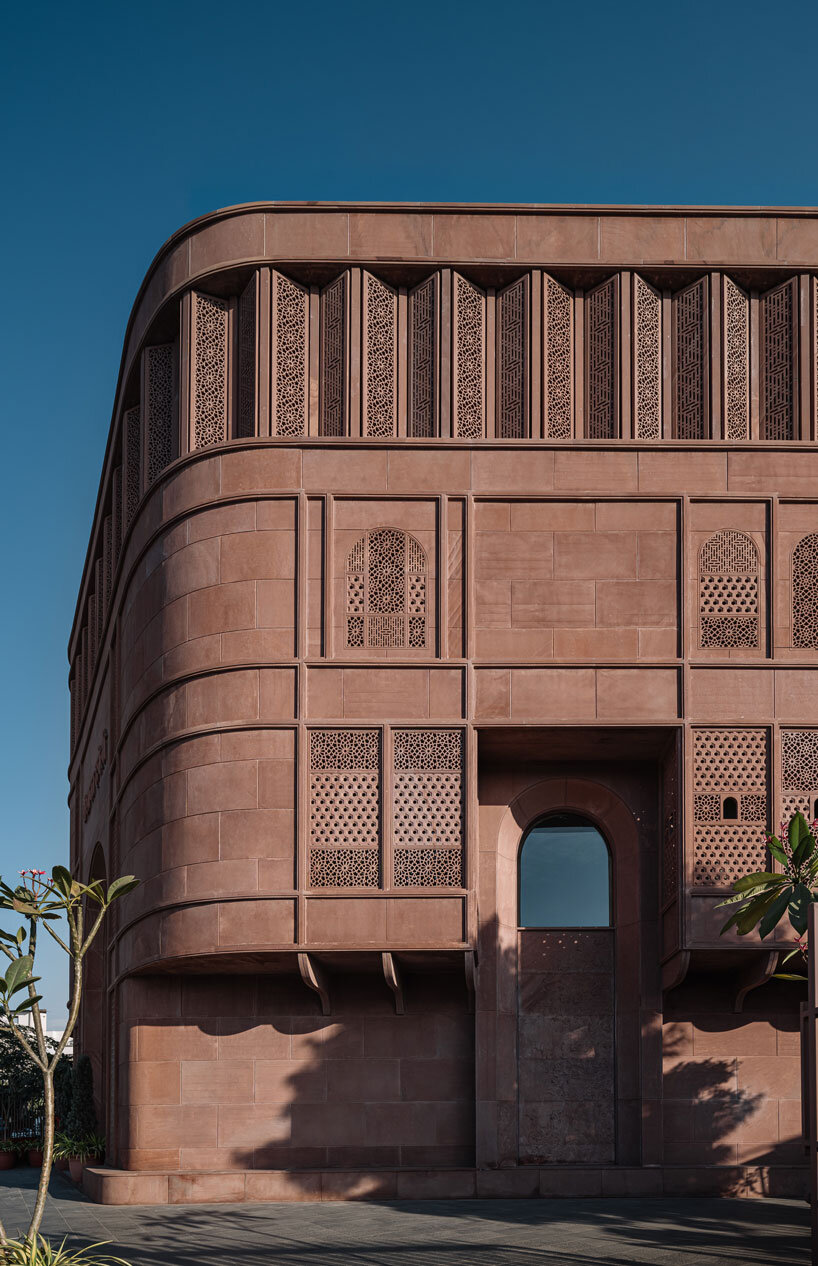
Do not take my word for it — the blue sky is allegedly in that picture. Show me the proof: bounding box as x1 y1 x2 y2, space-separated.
1 0 817 1018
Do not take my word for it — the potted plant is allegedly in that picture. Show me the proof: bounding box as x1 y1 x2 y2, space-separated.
0 1136 16 1170
53 1131 70 1172
66 1136 104 1184
24 1136 43 1167
64 1056 99 1180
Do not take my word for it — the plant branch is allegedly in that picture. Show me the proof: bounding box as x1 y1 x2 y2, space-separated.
1 1008 45 1072
78 902 108 962
41 921 70 954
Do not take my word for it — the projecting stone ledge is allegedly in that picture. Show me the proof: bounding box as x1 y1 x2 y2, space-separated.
81 1163 808 1205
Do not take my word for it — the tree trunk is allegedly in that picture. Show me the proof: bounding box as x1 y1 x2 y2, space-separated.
27 1068 54 1243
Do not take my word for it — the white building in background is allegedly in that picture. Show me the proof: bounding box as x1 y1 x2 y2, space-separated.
15 1012 73 1055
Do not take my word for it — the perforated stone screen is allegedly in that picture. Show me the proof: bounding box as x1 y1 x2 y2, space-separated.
693 728 768 886
393 729 463 888
309 729 380 888
346 528 427 651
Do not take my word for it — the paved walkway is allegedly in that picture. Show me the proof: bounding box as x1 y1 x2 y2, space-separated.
0 1167 809 1265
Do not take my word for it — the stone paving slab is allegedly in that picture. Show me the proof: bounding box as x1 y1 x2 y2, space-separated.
0 1168 809 1265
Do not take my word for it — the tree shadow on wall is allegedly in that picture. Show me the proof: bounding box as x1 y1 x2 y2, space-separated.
660 1024 764 1168
660 972 807 1172
228 955 479 1176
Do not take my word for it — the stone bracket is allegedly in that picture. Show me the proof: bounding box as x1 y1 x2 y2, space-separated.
661 950 690 995
733 950 779 1013
464 949 476 1013
382 952 405 1015
298 952 330 1015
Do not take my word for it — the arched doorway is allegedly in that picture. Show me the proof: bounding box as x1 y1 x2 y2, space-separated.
479 772 656 1170
517 813 615 1164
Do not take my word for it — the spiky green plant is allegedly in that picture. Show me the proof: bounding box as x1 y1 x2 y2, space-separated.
0 1235 129 1265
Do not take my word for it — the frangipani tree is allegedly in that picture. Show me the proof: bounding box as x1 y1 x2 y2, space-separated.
718 809 818 979
0 865 137 1249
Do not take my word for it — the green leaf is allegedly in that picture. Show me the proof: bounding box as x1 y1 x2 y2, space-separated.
733 872 781 892
11 994 42 1015
790 812 814 865
773 973 808 982
735 889 787 937
769 840 789 866
759 886 794 939
51 865 73 894
8 974 40 997
788 884 814 936
86 879 106 902
716 882 785 909
106 876 139 902
4 956 33 997
721 890 780 935
11 898 37 916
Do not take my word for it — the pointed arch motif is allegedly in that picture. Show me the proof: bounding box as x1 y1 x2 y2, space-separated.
792 533 818 649
346 528 427 650
698 530 759 649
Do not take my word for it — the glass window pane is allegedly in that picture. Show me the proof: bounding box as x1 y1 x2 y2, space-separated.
519 812 611 928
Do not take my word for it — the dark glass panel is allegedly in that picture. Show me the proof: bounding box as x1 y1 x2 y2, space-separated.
519 812 611 928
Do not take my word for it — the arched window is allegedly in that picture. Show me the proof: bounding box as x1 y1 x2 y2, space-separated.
518 813 611 928
792 534 818 649
346 528 427 650
699 530 759 649
722 796 739 821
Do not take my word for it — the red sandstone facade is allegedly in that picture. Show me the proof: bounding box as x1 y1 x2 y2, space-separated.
68 203 818 1203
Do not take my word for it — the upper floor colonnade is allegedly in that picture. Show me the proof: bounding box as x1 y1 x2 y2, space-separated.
68 203 818 750
111 266 816 454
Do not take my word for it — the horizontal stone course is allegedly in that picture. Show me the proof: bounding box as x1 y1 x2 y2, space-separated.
82 1162 809 1205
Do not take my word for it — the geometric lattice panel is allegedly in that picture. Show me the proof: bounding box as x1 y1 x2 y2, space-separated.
192 292 229 449
408 275 437 438
782 729 818 825
346 528 427 651
237 274 257 439
393 729 463 887
309 729 380 888
112 465 123 570
124 406 141 528
363 273 397 437
792 534 818 649
145 344 175 484
693 728 768 886
453 274 485 439
273 272 308 438
761 278 797 442
699 530 759 649
320 274 347 437
497 277 528 438
723 277 749 440
633 275 661 439
543 274 573 439
585 277 617 439
673 277 708 440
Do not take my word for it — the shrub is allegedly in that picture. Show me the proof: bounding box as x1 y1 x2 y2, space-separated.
64 1058 96 1144
53 1063 72 1130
